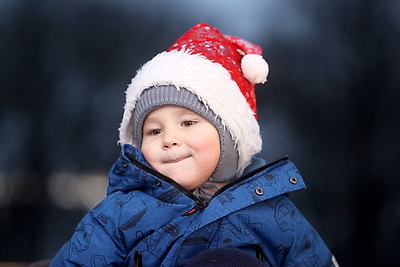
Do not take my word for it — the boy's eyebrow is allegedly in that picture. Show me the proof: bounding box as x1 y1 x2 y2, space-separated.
170 106 202 116
175 109 197 116
142 115 160 125
147 107 198 119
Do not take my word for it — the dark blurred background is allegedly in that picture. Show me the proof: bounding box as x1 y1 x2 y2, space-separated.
1 0 399 265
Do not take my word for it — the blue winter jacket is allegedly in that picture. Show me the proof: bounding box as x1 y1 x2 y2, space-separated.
51 144 337 266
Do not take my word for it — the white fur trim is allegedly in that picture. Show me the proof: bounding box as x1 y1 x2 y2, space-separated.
119 50 262 173
241 54 269 84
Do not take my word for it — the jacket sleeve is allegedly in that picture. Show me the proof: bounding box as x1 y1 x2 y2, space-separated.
50 192 128 266
259 195 338 266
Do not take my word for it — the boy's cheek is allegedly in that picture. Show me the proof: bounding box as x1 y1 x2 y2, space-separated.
141 146 156 166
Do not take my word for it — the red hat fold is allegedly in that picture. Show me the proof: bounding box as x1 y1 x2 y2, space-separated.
167 23 269 118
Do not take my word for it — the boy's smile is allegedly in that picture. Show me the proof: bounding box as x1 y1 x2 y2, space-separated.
141 105 220 190
163 154 191 164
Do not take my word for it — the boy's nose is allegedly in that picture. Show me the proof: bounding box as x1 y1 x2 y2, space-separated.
162 131 180 149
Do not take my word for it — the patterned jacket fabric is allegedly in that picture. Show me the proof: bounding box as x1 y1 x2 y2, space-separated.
51 144 336 266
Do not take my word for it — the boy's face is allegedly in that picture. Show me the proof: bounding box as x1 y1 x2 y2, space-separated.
141 106 220 190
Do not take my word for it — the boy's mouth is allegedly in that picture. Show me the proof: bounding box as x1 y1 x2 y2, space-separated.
165 155 191 164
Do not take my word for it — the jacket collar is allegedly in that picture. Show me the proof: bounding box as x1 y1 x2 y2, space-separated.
107 144 306 209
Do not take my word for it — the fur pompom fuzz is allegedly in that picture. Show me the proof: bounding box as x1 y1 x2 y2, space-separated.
241 54 269 84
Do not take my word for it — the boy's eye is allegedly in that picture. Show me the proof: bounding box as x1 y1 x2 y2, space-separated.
182 120 195 127
148 129 162 135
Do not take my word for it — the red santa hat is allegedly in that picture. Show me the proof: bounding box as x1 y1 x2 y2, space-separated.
119 22 269 175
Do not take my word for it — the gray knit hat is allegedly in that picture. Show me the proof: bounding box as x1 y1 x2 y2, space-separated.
133 85 239 182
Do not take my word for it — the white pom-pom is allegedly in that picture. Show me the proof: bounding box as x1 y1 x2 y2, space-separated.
241 54 269 84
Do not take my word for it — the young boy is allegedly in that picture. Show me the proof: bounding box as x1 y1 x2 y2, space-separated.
51 23 338 266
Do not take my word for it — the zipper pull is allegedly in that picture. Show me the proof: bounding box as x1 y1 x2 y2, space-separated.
182 204 206 216
134 250 142 267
